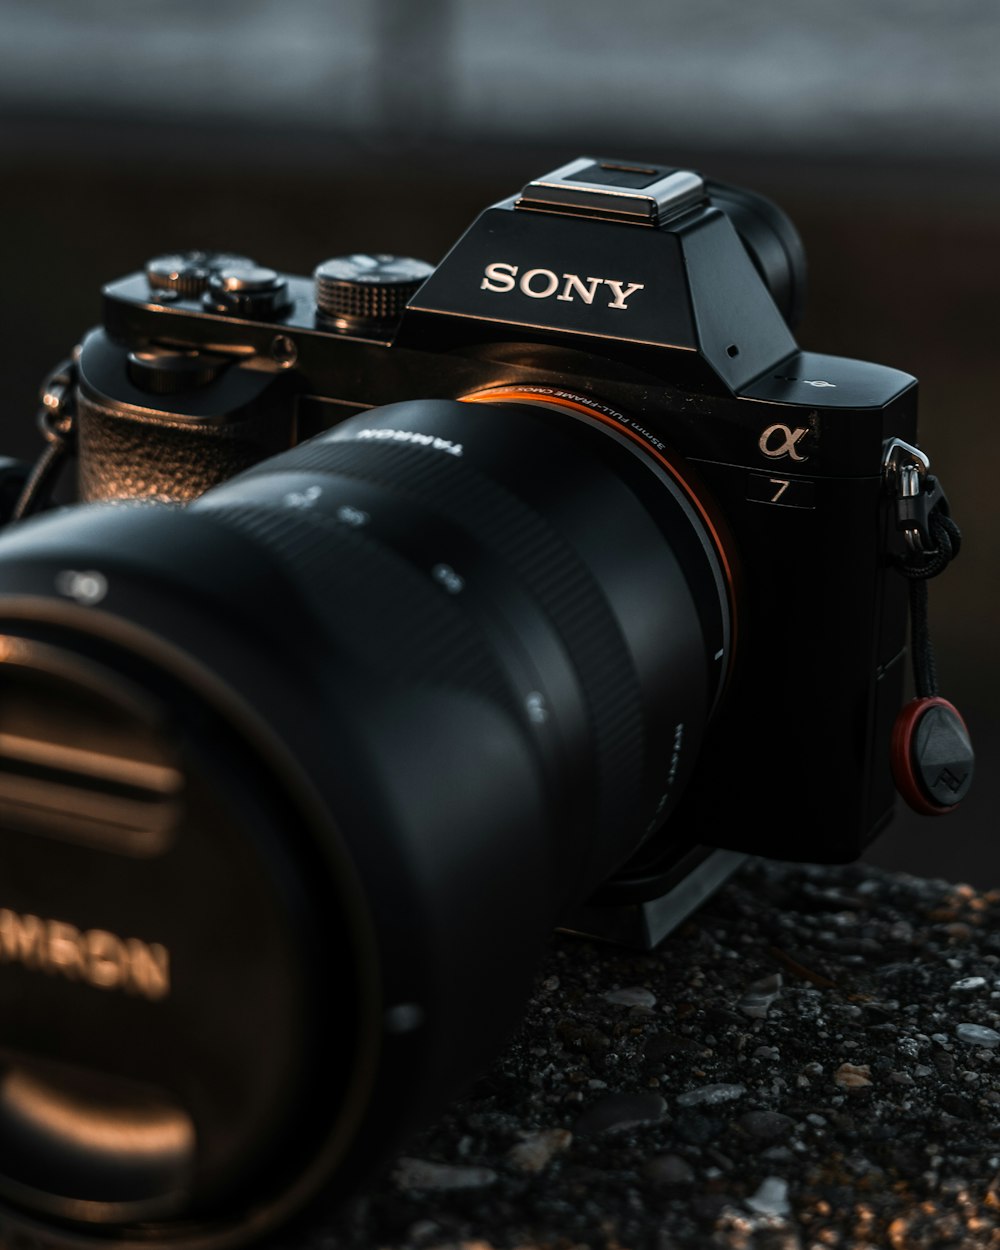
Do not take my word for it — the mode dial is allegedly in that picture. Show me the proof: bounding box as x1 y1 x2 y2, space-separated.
314 254 433 332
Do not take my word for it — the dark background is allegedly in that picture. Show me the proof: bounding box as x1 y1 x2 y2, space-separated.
1 1 997 887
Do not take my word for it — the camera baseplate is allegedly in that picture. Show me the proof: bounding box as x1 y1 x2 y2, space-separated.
558 844 749 950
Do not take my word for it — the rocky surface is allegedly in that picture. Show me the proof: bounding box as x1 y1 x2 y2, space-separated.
292 858 1000 1249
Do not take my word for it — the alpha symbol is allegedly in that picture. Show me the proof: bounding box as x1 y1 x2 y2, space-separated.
759 423 810 462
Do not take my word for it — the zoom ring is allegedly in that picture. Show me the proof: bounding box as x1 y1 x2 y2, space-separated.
199 428 647 871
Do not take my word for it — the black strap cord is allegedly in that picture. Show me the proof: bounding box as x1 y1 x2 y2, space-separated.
892 479 962 699
10 355 78 524
885 448 973 813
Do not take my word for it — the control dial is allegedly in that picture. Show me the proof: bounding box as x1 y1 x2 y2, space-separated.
145 251 256 300
314 254 433 332
127 347 230 394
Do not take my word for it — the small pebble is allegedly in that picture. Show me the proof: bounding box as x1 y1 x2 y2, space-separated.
676 1083 746 1108
834 1062 872 1088
745 1175 791 1218
950 976 987 991
738 973 783 1018
739 1110 795 1140
393 1158 498 1191
761 1145 794 1162
693 1193 729 1221
506 1129 572 1173
673 1112 722 1145
574 1092 667 1135
604 986 657 1009
955 1023 1000 1048
643 1153 696 1186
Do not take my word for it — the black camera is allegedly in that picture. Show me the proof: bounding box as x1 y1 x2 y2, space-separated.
0 158 973 1249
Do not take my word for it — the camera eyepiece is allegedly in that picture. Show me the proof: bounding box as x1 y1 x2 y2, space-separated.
706 180 808 327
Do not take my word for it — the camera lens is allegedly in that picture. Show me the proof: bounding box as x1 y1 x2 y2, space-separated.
0 395 731 1247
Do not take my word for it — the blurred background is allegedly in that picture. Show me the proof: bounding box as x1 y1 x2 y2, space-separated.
1 0 997 886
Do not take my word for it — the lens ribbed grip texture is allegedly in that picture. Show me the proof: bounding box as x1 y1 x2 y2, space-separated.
208 434 646 846
195 499 516 709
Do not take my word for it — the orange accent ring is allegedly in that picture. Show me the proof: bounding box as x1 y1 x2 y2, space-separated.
462 386 739 670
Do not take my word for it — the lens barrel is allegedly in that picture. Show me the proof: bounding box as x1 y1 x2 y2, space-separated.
0 398 729 1248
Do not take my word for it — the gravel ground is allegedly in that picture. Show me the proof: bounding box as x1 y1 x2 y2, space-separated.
292 858 1000 1250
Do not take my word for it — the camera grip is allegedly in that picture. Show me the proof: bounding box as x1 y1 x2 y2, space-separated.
72 327 299 506
76 393 294 504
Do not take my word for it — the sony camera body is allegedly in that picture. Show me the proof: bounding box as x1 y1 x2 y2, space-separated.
78 157 914 876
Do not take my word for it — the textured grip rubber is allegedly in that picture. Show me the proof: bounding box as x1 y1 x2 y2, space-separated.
76 394 286 504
